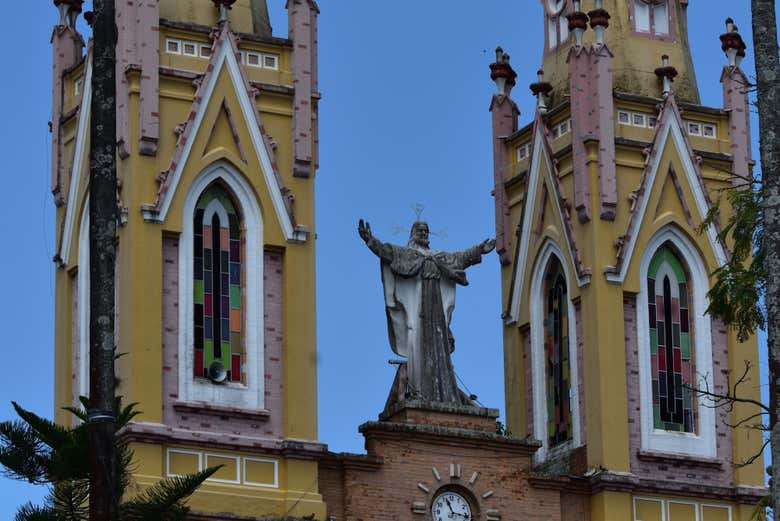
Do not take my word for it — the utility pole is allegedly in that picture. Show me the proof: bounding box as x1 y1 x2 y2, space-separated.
88 0 118 518
751 0 780 519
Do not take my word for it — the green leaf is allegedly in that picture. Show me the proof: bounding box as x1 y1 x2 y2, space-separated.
11 404 71 451
121 466 221 520
13 503 59 521
0 420 50 484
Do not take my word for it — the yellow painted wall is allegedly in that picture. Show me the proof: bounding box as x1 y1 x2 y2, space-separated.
52 6 324 517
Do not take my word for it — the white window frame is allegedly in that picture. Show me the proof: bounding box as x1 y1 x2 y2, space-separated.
182 41 198 57
648 115 657 128
165 38 182 54
702 123 717 139
632 113 647 127
262 54 279 70
618 111 631 125
633 0 671 36
166 448 202 478
199 45 212 58
179 162 265 409
636 226 717 458
530 240 582 464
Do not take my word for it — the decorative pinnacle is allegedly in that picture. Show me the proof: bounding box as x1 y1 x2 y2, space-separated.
489 47 518 96
720 17 747 68
654 55 678 97
588 0 610 46
212 0 237 22
567 1 589 47
53 0 83 27
529 69 553 114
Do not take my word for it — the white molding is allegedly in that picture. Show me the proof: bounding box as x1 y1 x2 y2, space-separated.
166 448 203 478
635 225 717 458
667 500 700 521
633 496 666 521
508 125 587 323
178 161 265 409
700 503 733 521
76 202 90 398
529 239 582 463
60 54 93 266
606 113 727 284
205 453 241 484
143 33 305 243
243 457 279 488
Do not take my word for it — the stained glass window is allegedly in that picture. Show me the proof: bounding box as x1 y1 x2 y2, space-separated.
544 258 573 446
647 246 694 433
193 184 243 383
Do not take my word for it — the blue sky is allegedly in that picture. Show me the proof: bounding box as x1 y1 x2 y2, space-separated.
0 0 770 514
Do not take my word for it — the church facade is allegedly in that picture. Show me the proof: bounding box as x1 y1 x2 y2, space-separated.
48 0 765 520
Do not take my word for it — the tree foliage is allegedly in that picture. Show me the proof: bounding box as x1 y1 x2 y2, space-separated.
701 178 765 342
0 398 218 520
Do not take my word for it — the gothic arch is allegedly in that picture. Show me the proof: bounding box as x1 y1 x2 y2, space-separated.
529 239 582 463
178 160 265 409
635 224 716 457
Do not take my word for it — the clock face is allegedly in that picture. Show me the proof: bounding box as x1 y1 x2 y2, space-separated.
431 491 472 521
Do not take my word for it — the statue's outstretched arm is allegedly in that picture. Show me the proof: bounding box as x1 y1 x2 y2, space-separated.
358 219 393 262
454 238 496 268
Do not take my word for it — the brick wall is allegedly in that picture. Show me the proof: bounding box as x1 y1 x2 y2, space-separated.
161 237 284 439
624 295 734 486
320 431 564 521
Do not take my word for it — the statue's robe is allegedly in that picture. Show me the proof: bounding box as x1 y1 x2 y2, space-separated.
369 239 482 403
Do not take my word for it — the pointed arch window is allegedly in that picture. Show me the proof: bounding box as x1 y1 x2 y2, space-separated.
544 257 573 446
546 0 570 50
193 184 244 383
647 246 694 433
632 0 670 36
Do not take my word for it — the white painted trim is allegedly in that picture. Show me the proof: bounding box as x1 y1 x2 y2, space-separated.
508 125 587 323
635 225 717 458
178 161 265 409
59 55 93 266
205 453 241 484
700 503 733 521
166 448 203 478
76 201 90 398
201 198 230 229
529 239 582 463
143 33 305 243
633 496 666 521
667 500 700 521
242 457 279 488
606 113 727 284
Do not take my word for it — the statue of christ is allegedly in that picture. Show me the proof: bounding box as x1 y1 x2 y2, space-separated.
358 219 495 404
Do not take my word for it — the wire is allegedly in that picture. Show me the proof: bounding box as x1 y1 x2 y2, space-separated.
454 370 485 408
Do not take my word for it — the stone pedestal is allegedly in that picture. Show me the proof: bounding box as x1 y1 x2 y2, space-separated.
318 399 588 521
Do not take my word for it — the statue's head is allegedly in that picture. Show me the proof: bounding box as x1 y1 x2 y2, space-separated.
408 221 430 249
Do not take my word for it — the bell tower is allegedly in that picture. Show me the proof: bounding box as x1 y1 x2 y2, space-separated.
541 0 700 104
490 2 766 520
51 0 325 518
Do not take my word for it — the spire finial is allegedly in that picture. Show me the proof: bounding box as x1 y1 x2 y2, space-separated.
588 0 611 46
212 0 237 23
489 47 518 96
567 1 589 48
530 69 553 114
53 0 83 27
720 17 747 68
654 55 679 97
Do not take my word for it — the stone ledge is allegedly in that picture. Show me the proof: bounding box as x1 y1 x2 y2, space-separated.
636 449 723 469
359 420 540 456
380 400 499 421
121 422 327 460
173 400 271 422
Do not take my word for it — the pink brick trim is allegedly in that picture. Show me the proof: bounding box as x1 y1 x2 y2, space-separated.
490 95 519 265
721 66 753 188
623 295 733 486
162 237 284 440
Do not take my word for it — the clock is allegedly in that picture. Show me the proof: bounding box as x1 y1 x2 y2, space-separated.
431 491 472 521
